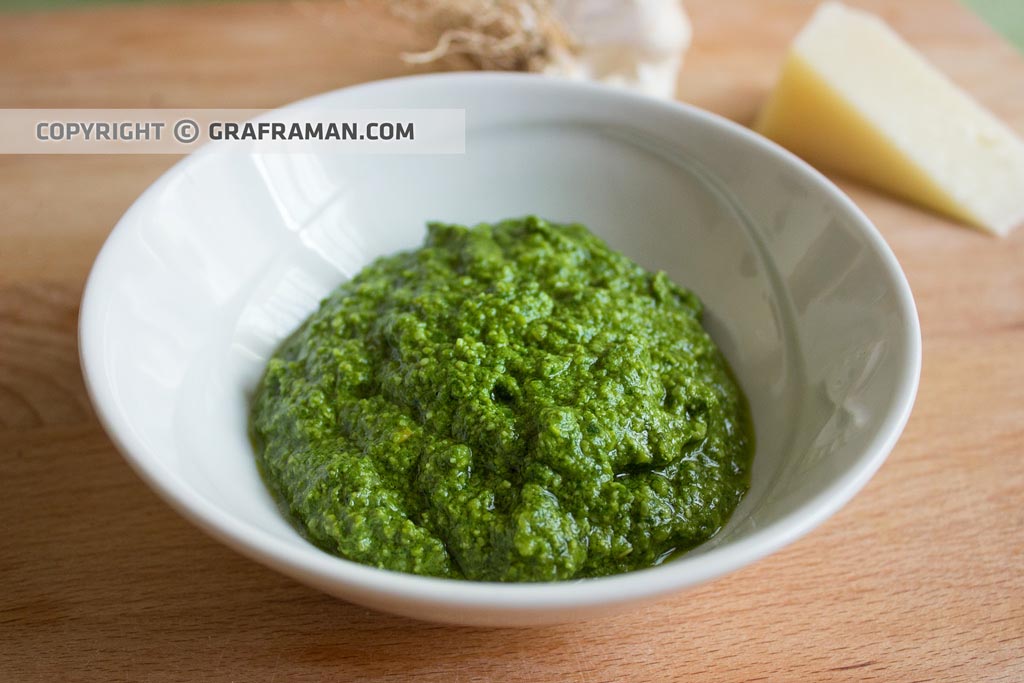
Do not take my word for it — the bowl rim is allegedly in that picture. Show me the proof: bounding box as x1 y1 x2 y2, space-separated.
79 71 922 613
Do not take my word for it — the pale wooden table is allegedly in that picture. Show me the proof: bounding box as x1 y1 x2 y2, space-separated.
1 1 1022 680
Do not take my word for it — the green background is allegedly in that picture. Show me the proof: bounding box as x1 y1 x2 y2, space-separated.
0 0 1021 52
961 0 1024 48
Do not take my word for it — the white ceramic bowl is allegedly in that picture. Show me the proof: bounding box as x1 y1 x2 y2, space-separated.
80 73 920 626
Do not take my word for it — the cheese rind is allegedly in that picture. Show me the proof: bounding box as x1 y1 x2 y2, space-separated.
756 2 1024 236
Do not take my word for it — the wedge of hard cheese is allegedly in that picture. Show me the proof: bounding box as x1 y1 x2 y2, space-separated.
756 2 1024 236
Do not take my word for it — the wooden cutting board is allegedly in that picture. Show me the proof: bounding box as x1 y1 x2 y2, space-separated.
1 1 1021 680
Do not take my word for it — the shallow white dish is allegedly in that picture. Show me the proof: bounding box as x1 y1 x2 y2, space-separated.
80 73 920 627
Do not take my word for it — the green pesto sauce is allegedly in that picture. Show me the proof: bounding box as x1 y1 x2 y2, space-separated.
250 216 754 582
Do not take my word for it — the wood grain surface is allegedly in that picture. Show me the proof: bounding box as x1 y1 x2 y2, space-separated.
1 1 1022 680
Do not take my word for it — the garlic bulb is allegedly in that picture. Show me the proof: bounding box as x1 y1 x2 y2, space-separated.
395 0 692 100
544 0 692 99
